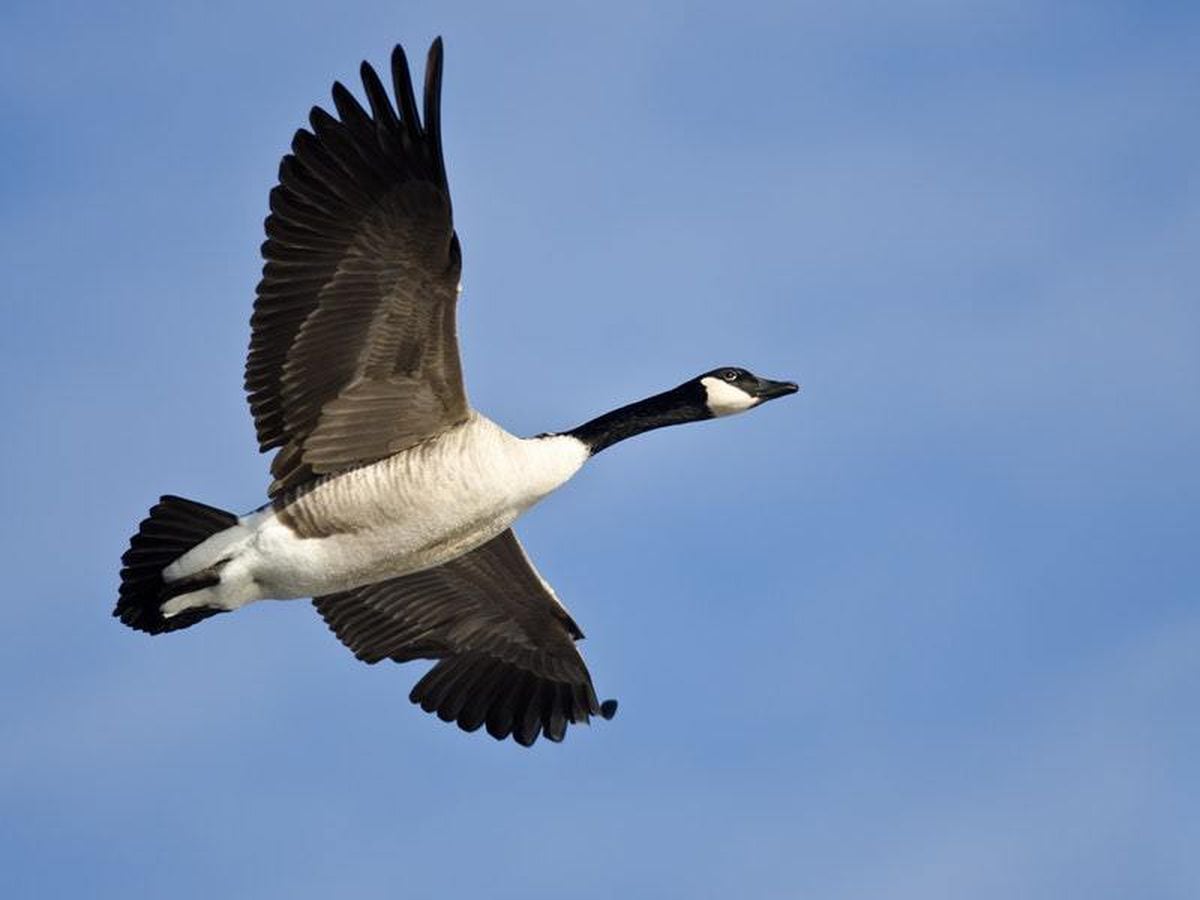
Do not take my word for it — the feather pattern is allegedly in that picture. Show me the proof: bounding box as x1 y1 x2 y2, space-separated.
246 39 465 497
313 528 603 746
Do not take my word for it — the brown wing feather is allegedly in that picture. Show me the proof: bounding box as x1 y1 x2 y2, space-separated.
313 530 612 746
246 40 466 497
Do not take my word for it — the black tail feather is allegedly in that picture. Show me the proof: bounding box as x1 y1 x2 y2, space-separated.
116 495 237 635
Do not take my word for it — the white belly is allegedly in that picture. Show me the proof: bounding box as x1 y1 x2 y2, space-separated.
233 414 588 600
247 503 518 598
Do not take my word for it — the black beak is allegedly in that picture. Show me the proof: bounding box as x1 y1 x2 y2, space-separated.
754 378 800 401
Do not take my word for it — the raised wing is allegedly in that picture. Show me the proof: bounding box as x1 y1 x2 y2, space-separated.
313 529 616 746
246 39 467 497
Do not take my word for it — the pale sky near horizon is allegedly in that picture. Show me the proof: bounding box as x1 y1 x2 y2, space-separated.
2 2 1198 897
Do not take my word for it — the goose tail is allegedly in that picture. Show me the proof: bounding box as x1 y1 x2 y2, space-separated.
115 495 239 634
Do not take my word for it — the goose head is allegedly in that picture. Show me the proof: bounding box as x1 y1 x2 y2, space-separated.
696 366 799 417
564 365 799 455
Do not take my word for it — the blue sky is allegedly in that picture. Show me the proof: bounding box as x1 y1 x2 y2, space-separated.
2 1 1198 897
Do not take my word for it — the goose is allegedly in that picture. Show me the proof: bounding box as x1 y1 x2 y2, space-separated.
116 39 798 747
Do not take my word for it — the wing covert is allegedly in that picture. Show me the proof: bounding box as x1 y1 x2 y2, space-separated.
246 39 467 496
313 529 615 746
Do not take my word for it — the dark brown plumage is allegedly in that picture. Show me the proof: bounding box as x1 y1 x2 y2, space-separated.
246 40 467 498
314 529 611 746
243 39 612 745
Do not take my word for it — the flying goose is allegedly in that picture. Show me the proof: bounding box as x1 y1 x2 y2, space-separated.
116 39 798 746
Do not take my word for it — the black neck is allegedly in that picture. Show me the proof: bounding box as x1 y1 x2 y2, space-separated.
564 382 711 455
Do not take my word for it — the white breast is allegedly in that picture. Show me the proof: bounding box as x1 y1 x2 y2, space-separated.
241 414 590 599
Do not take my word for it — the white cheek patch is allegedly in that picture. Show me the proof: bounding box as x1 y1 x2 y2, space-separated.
701 376 758 417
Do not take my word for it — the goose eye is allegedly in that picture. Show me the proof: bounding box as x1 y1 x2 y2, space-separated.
722 369 738 381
